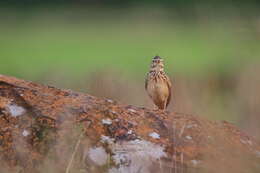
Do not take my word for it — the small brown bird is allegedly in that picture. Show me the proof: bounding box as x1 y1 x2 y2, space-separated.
145 56 172 110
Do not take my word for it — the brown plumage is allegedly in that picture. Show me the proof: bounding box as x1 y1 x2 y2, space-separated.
145 56 172 110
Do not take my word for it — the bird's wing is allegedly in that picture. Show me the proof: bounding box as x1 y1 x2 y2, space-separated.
145 73 149 90
166 75 172 107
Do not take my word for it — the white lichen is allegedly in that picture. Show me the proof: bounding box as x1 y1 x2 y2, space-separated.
106 99 114 103
22 130 30 137
102 118 112 125
100 135 115 144
149 132 160 139
127 130 133 135
7 104 26 117
111 111 117 115
185 136 192 140
109 139 167 173
128 109 136 113
191 160 201 166
240 139 253 146
87 147 108 166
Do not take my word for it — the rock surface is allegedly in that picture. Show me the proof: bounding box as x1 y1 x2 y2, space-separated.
0 74 259 173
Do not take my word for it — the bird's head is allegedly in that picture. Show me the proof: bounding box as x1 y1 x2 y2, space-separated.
150 56 164 72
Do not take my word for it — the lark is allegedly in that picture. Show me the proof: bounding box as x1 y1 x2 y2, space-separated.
145 56 172 110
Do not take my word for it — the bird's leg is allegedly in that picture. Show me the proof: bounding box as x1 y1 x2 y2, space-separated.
163 101 167 111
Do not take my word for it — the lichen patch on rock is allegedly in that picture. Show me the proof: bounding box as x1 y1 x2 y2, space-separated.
109 139 166 173
102 118 112 125
149 132 160 139
22 130 30 137
87 147 108 166
7 104 26 117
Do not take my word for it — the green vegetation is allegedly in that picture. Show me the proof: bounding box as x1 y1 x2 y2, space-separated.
1 9 259 81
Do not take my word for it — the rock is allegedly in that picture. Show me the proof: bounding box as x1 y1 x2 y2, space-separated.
0 74 259 173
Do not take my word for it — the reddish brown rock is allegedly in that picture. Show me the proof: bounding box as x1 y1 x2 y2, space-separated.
0 74 259 173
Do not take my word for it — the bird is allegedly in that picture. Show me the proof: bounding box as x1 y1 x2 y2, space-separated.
145 56 172 110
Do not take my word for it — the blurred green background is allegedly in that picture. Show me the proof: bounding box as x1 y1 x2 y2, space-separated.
0 1 260 139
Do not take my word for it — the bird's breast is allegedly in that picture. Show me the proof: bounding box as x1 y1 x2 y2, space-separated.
147 78 169 100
